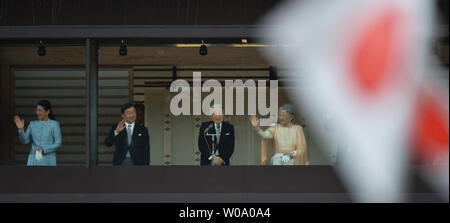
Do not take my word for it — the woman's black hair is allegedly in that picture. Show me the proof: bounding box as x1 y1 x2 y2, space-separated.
37 100 55 120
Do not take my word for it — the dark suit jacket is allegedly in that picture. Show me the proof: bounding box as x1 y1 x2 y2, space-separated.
198 121 235 166
105 123 150 165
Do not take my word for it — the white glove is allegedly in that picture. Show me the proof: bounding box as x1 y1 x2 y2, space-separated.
281 155 290 163
35 150 43 162
290 151 297 159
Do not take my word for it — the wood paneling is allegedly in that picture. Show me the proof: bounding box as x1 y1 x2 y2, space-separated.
0 46 271 66
97 70 130 166
12 69 86 165
11 68 131 166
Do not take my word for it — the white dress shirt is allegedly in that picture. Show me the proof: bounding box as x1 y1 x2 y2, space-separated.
115 122 135 158
114 122 135 136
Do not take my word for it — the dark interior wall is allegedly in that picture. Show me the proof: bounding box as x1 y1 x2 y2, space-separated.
0 166 444 202
0 65 13 165
437 0 449 24
0 0 284 26
0 0 448 26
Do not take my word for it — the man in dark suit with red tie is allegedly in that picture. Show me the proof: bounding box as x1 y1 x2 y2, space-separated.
198 104 235 166
105 103 150 166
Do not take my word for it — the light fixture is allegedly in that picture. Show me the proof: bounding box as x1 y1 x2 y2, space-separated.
37 41 46 56
175 44 203 47
199 40 207 56
119 40 127 56
241 38 248 44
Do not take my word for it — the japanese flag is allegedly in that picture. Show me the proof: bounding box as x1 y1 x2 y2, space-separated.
411 81 449 200
259 0 437 202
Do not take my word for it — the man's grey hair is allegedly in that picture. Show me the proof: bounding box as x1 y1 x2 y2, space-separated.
279 103 295 117
209 104 223 115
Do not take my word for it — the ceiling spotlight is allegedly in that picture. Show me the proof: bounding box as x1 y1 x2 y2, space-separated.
119 40 127 56
37 40 46 56
199 40 207 56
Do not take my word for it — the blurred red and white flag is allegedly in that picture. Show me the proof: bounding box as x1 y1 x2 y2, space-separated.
259 0 443 202
411 81 449 199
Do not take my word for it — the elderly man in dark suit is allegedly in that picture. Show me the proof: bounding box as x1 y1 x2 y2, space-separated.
198 104 235 166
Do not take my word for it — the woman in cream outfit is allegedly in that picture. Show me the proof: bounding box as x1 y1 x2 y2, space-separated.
250 104 309 165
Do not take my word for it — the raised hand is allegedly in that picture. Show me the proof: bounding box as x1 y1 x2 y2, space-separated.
13 115 25 130
249 115 260 128
213 156 224 166
115 119 126 133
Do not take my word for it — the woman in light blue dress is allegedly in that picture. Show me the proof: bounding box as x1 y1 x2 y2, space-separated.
13 100 62 166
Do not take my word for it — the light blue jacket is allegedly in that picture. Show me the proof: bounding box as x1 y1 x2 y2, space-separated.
18 119 62 166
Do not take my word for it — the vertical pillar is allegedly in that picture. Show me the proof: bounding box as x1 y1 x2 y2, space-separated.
193 115 201 165
0 65 13 165
85 38 98 167
163 93 172 165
